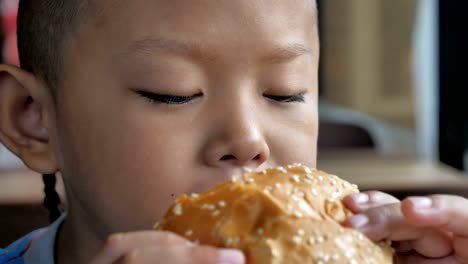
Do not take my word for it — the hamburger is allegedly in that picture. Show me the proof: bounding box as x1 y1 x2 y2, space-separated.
155 164 395 263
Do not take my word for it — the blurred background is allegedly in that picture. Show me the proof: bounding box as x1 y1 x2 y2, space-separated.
1 0 468 246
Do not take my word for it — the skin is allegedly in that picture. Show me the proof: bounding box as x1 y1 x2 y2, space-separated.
4 1 467 263
344 192 468 263
0 0 319 263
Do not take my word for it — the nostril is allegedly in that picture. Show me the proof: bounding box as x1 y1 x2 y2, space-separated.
253 154 261 160
220 155 236 161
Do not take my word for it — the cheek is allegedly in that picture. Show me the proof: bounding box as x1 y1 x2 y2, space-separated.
56 92 202 231
268 103 318 167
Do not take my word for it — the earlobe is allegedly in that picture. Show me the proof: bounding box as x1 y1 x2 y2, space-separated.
0 64 58 174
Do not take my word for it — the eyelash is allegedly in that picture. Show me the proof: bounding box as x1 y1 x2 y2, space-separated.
138 91 202 105
265 94 305 103
137 91 305 105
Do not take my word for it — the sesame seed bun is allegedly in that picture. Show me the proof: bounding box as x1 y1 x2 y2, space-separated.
155 164 395 263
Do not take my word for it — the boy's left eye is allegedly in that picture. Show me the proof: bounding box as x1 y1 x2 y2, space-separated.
264 94 305 103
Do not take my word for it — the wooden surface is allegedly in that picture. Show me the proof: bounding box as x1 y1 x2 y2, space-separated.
318 150 468 195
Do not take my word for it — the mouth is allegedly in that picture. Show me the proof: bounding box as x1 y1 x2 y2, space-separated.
188 166 272 196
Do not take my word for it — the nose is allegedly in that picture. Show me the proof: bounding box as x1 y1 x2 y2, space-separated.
203 105 270 169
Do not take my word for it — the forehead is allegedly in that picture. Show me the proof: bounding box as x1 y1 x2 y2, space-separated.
87 0 318 51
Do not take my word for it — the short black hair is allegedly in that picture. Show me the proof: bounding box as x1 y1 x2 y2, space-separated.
17 1 92 94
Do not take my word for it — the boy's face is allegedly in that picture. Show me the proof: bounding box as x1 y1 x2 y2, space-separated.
56 0 319 235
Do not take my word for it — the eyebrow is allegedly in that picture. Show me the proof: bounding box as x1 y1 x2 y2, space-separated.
122 37 313 63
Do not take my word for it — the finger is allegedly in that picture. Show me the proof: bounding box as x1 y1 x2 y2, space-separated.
401 195 468 261
90 231 191 264
410 229 453 258
345 202 454 258
401 195 468 236
397 254 457 264
344 202 411 241
116 245 245 264
343 191 399 213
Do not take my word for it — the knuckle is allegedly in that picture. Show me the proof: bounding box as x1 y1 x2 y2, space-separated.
369 203 400 224
367 191 399 204
154 231 180 244
190 246 218 263
120 249 141 263
105 233 125 249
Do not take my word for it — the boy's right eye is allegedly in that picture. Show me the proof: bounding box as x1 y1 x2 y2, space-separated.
137 91 202 105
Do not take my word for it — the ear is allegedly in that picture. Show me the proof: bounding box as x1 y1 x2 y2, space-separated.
0 64 58 173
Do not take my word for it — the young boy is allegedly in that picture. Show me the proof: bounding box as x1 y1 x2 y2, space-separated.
0 1 467 263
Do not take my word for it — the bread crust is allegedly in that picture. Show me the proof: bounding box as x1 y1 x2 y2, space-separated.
156 164 395 264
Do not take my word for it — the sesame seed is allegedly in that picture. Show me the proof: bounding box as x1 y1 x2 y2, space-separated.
291 236 302 245
257 228 264 235
246 178 255 183
291 174 301 183
318 175 324 181
316 236 324 243
311 188 319 196
304 178 313 185
275 183 282 189
190 193 199 199
243 167 253 173
294 211 303 218
272 248 280 258
260 170 267 175
201 204 216 211
153 222 160 229
173 203 183 216
297 229 305 236
292 195 299 202
218 201 226 207
277 166 288 173
185 230 193 237
308 237 315 245
212 210 221 217
304 167 313 174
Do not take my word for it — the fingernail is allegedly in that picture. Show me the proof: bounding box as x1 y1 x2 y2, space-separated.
353 193 369 204
409 197 433 210
218 249 245 264
348 214 369 228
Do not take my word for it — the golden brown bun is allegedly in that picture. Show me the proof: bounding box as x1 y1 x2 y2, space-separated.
156 164 395 264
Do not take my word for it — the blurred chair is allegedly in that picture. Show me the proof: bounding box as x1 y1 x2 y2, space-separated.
318 100 417 154
318 121 375 149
